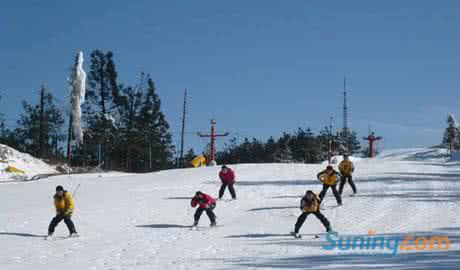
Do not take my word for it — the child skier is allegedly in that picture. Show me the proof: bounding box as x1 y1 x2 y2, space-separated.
338 155 357 195
47 185 78 238
317 165 342 205
191 191 217 228
218 165 236 200
293 190 331 238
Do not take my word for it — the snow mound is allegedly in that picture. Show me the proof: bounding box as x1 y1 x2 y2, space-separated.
376 148 449 162
0 144 58 181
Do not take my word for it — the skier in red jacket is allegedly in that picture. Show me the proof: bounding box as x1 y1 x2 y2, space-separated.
218 165 237 200
191 191 217 227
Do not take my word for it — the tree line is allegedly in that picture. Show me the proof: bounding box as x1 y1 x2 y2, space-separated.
0 49 373 170
0 50 174 172
214 127 361 165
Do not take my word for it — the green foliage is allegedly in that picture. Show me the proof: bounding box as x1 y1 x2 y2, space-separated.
14 86 65 160
216 127 360 164
336 129 361 155
442 114 460 154
69 52 174 172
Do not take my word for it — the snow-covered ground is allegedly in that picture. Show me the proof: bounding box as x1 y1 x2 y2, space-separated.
0 148 459 269
0 144 57 182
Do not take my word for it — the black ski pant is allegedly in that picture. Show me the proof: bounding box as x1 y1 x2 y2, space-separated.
339 175 357 195
48 213 76 235
295 211 330 233
194 206 216 224
318 184 342 204
219 183 236 199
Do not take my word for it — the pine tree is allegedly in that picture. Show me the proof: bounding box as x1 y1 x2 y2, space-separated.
118 76 145 171
442 114 460 154
337 129 361 155
15 86 65 160
183 148 196 167
361 146 380 157
83 50 122 169
138 77 174 171
318 126 339 161
0 93 5 139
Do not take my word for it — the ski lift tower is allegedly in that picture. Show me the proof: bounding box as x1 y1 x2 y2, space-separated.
198 119 229 166
363 131 382 158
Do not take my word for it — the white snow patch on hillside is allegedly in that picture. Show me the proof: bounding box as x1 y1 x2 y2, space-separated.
0 148 459 269
0 144 57 182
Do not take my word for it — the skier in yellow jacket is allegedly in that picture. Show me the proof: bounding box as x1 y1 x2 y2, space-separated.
293 190 331 238
47 186 78 238
338 155 357 195
317 165 342 205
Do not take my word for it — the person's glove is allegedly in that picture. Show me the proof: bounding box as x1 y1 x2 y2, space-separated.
64 209 73 217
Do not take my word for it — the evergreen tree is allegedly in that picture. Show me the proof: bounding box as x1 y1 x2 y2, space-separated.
83 50 122 169
118 76 144 171
0 93 5 139
15 86 65 160
361 145 380 158
138 77 174 171
442 114 460 154
318 126 339 161
183 148 196 167
274 133 294 163
337 129 361 154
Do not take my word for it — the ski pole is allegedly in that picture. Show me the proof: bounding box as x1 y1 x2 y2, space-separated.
72 183 81 199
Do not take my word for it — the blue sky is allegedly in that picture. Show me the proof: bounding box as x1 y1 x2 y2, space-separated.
1 0 459 155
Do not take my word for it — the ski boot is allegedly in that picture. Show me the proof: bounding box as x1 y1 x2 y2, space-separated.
45 233 53 240
191 221 198 231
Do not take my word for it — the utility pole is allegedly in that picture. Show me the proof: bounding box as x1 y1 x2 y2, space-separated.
328 116 333 164
179 88 187 168
343 77 348 134
39 84 45 159
198 119 229 166
67 113 73 164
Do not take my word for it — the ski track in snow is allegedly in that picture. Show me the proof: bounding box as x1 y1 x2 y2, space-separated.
0 148 459 269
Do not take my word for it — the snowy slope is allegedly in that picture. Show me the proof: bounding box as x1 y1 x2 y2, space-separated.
0 144 58 182
0 148 459 269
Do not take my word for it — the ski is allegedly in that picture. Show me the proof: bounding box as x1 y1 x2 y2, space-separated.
290 232 326 239
190 225 223 231
45 234 81 240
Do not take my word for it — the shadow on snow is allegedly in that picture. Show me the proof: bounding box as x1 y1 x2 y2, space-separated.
0 232 47 238
136 224 191 229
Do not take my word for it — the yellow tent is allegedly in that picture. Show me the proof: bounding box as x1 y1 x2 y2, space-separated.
190 155 207 168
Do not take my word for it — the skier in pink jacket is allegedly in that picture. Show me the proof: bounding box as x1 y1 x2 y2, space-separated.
191 191 217 227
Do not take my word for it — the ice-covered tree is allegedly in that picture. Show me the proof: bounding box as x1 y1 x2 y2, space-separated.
68 51 86 145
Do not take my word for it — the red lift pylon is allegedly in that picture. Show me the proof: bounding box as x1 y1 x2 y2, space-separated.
198 119 229 165
363 132 382 158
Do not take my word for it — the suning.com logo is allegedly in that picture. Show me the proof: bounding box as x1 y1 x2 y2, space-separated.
323 230 450 255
